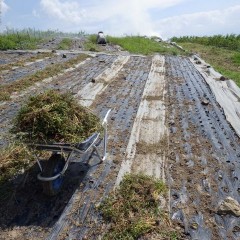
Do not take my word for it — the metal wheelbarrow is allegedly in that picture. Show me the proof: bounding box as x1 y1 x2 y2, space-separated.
30 109 111 196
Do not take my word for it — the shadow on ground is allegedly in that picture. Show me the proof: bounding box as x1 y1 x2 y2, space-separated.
0 159 90 230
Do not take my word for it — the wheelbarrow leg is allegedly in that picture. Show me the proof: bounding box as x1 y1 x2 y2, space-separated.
42 153 65 196
92 145 104 163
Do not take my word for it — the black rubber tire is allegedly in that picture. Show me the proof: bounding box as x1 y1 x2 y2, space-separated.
42 154 65 196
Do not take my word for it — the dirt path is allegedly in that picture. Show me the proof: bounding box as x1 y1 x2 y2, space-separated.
1 48 240 239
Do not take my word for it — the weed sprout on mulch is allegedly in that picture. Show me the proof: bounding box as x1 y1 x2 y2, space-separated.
11 90 103 144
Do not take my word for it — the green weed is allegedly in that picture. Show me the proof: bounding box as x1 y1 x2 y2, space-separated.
232 53 240 65
84 36 100 51
84 34 101 51
57 38 73 50
0 32 41 50
107 36 183 55
88 34 98 44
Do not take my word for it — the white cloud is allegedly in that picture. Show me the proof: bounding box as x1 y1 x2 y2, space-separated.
155 5 240 38
40 0 86 23
39 1 240 38
1 0 9 15
40 0 186 36
87 0 159 36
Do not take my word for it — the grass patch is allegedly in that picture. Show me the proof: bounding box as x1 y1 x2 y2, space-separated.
84 35 100 51
107 36 182 55
0 32 42 50
0 28 87 50
232 53 240 65
88 34 98 44
11 90 102 143
0 53 88 101
0 143 34 202
57 38 73 50
99 174 181 239
84 41 100 52
178 42 240 87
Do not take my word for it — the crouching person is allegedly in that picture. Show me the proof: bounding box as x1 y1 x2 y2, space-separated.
97 31 107 44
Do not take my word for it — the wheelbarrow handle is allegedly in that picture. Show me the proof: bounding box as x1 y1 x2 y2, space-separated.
101 109 111 161
102 109 111 126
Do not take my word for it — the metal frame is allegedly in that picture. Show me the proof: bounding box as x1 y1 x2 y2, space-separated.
32 109 111 182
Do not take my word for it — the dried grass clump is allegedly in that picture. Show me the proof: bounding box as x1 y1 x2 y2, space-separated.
0 143 34 202
99 174 181 239
12 90 102 143
0 143 33 183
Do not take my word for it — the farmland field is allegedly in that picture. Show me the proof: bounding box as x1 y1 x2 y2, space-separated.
1 35 240 240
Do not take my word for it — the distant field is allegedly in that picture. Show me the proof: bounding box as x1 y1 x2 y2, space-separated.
0 29 85 50
86 34 184 55
107 36 183 55
172 35 240 51
1 30 239 87
172 35 240 86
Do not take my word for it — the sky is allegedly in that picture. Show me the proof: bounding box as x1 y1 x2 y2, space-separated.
0 0 240 39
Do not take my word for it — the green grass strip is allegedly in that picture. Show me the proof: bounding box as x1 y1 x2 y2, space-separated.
107 36 183 55
57 38 73 50
0 33 42 50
